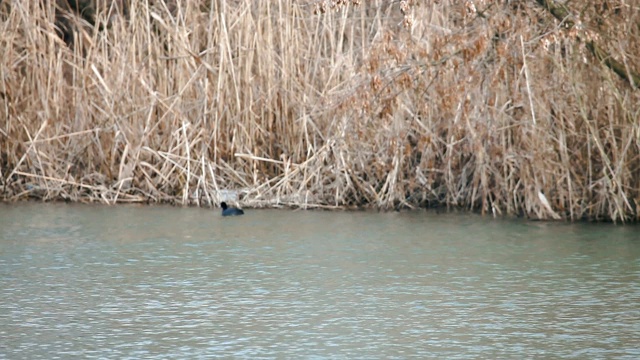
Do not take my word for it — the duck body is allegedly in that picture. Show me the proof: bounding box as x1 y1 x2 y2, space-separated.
221 202 244 216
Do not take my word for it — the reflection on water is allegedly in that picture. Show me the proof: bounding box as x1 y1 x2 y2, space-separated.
1 203 639 359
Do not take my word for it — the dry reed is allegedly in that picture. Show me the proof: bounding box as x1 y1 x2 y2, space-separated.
1 0 639 222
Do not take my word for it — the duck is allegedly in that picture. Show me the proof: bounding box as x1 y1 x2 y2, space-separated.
221 202 244 216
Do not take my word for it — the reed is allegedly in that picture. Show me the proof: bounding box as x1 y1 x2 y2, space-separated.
1 0 639 222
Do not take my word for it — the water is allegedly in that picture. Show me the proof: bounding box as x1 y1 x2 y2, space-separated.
1 203 639 359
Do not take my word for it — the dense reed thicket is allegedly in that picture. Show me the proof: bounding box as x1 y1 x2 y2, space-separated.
1 0 639 221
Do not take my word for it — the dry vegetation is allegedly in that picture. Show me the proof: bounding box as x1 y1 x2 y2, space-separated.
1 0 639 221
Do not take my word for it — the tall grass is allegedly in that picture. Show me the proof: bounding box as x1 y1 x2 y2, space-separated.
1 0 639 221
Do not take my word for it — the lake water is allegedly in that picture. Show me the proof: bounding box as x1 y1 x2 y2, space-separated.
1 203 639 359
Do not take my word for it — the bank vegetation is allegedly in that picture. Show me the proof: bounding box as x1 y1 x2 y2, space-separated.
1 0 639 222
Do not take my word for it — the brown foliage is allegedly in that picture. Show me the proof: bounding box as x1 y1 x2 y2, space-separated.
1 0 639 221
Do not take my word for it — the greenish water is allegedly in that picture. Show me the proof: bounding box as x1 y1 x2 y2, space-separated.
1 203 639 359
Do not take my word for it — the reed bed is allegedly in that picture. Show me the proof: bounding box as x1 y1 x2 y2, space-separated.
1 0 639 221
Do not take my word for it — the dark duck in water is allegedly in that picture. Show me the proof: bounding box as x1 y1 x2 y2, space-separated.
221 202 244 216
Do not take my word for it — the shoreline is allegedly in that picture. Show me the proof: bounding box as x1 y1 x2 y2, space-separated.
1 198 630 224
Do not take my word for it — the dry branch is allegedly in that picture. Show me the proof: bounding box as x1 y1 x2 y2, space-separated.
534 0 640 87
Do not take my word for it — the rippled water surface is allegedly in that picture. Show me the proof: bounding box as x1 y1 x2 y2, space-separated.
1 203 639 359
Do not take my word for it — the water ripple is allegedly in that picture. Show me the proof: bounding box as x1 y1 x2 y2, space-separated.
1 204 639 358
